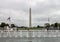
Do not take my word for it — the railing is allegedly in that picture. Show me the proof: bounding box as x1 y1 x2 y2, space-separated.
0 30 60 37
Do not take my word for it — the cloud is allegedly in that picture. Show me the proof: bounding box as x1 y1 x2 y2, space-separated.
0 0 60 26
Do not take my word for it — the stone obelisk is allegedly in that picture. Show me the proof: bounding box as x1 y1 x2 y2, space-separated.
29 8 32 28
28 0 32 42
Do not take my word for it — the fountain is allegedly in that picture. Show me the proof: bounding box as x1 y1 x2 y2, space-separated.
0 28 60 38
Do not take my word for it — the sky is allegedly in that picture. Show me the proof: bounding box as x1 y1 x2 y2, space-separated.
0 0 60 27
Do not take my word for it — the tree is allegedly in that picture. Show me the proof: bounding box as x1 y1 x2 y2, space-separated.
58 23 60 30
5 24 9 26
44 23 50 30
11 24 15 28
0 22 6 28
44 23 50 28
0 22 6 30
54 22 58 27
37 25 40 28
51 24 54 27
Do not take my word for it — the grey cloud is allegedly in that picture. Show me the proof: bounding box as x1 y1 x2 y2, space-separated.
32 0 60 15
0 0 60 26
33 17 48 22
0 0 29 12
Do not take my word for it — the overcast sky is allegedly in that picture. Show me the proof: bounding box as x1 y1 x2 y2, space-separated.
0 0 60 27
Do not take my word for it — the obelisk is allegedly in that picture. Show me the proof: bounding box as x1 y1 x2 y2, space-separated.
29 8 32 28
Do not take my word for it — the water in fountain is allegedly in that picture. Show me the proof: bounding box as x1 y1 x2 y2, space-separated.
0 28 60 38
